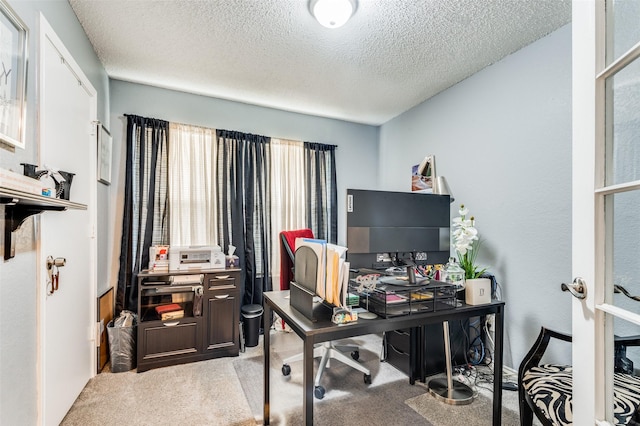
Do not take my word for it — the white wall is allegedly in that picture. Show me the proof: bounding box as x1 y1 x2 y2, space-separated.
379 24 573 367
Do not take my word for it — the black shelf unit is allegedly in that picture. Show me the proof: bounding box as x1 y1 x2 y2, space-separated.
1 186 87 260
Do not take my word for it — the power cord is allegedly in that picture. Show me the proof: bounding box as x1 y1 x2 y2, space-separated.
467 318 486 365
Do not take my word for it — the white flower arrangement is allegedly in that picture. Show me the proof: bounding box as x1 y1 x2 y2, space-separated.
452 204 486 279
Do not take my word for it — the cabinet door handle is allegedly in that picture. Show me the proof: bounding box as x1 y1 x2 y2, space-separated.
163 321 180 327
214 294 230 299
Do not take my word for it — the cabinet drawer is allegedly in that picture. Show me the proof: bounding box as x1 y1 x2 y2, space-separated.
140 319 201 359
386 329 411 353
206 272 238 290
386 342 411 376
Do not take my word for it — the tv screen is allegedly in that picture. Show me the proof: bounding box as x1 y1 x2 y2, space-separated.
346 189 450 270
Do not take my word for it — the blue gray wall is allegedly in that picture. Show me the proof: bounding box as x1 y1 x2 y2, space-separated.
107 80 379 284
379 24 573 367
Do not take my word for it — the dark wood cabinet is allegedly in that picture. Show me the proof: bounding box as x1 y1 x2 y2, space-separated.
137 268 241 372
204 273 240 355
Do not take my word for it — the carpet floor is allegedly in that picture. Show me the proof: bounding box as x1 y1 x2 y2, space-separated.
234 335 428 425
61 329 524 425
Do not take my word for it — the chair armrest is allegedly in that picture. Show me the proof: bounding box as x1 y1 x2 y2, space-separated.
615 335 640 348
518 327 571 385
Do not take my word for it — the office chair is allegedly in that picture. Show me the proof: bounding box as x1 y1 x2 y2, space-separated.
279 229 372 399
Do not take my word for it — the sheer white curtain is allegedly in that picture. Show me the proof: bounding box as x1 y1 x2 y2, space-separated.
270 138 307 282
168 128 310 286
168 122 219 246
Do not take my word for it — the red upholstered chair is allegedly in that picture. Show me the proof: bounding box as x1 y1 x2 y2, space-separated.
278 229 371 399
279 228 314 292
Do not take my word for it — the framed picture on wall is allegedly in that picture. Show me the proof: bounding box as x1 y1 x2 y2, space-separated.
0 0 28 149
98 124 112 185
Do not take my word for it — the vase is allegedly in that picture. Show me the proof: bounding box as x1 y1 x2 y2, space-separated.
443 257 465 301
465 278 491 305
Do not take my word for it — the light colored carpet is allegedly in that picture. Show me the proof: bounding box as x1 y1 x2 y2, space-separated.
61 330 524 426
234 334 429 425
61 354 256 426
405 388 520 426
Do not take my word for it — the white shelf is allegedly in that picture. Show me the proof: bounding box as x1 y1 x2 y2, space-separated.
1 185 87 259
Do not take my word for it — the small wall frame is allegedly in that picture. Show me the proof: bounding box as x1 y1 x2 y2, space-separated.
98 124 112 185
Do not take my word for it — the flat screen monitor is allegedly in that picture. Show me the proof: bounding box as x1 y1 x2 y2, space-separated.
346 189 450 270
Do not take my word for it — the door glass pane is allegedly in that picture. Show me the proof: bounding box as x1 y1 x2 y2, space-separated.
608 190 640 312
607 0 640 65
604 57 640 186
611 315 640 425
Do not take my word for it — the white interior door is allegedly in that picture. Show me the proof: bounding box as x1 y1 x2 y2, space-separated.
572 1 640 424
38 16 97 426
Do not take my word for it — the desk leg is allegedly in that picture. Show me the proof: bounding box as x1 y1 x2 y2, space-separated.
303 337 314 425
263 303 271 425
409 326 418 385
493 306 504 426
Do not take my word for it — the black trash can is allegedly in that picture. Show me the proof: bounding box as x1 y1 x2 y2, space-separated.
241 304 264 347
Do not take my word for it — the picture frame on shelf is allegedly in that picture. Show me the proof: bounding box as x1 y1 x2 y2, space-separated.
411 163 432 193
97 124 112 185
0 0 28 149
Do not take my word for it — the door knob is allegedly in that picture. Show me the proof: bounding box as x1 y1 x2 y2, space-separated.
561 277 587 299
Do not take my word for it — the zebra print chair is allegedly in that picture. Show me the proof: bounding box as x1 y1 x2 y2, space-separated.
518 327 640 426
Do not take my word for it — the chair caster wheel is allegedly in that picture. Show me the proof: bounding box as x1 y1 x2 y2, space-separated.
364 374 372 384
314 386 325 399
351 350 359 360
282 364 291 376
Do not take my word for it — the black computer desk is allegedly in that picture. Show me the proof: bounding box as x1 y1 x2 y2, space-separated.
263 290 505 426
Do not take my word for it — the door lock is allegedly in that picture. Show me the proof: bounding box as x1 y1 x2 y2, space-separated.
561 277 587 300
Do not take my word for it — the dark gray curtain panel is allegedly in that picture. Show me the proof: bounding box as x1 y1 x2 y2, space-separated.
116 115 169 314
216 130 272 306
304 142 337 244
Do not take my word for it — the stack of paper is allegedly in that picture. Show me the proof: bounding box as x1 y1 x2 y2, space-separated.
295 238 350 308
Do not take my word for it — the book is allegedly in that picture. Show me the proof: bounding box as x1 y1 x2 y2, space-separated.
160 310 184 320
155 303 183 320
155 303 181 314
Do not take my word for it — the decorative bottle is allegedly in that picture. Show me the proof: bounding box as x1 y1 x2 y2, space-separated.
443 257 465 295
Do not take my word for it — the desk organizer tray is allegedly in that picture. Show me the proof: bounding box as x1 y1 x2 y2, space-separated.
352 280 457 318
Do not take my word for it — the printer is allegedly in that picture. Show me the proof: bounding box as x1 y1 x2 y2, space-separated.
169 246 226 270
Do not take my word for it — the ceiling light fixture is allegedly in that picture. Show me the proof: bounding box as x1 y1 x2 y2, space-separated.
309 0 357 29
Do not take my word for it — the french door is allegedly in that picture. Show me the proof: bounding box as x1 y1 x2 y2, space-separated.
572 0 640 424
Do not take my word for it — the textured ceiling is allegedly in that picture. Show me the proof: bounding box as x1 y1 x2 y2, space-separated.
68 0 571 125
